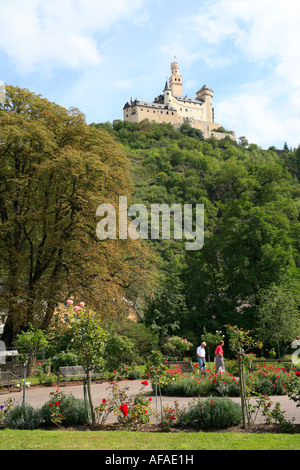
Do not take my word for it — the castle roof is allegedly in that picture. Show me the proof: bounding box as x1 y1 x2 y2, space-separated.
173 94 204 105
124 98 177 112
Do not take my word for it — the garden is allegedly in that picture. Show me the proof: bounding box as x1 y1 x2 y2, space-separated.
1 308 300 438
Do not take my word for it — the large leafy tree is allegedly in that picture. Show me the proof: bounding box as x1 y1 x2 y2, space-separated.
0 86 153 344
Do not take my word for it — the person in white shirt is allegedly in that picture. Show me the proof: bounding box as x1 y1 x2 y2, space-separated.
196 342 206 370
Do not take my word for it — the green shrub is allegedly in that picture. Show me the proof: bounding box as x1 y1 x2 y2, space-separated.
177 397 242 430
6 404 41 430
52 351 78 372
40 390 88 427
128 369 142 380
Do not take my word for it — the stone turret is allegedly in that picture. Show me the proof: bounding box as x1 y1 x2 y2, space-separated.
196 85 214 123
169 61 183 96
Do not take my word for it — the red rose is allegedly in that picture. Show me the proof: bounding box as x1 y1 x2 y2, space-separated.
55 401 59 406
141 380 149 386
119 404 128 416
102 398 107 404
49 403 53 407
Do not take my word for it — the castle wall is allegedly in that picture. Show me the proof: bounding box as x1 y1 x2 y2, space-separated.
124 103 182 126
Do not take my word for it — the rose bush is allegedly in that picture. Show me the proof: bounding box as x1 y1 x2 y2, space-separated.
149 363 300 398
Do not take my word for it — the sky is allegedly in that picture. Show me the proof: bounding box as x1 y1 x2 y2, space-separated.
0 0 300 150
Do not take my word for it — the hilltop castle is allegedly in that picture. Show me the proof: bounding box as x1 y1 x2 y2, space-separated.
123 61 235 141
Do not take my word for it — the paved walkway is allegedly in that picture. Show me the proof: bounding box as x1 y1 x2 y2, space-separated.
1 379 299 425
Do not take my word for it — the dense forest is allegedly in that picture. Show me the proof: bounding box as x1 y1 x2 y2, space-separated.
92 119 300 352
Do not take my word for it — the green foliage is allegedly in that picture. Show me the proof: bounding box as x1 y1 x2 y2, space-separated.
104 333 134 372
69 305 107 372
163 336 193 360
94 380 153 430
6 404 41 430
177 397 242 429
105 119 300 344
13 324 48 363
127 369 142 380
121 320 159 364
0 86 146 345
40 390 88 427
52 351 78 372
255 280 300 357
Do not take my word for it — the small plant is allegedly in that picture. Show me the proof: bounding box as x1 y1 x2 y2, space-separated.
160 401 183 431
248 394 296 433
6 403 41 430
94 380 154 430
0 398 15 426
128 369 142 380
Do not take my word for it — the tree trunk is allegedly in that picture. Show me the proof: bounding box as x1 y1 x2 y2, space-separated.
83 378 91 424
86 370 95 425
238 353 247 429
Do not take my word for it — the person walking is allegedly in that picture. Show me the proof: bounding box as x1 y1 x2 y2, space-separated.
196 342 206 370
215 340 225 373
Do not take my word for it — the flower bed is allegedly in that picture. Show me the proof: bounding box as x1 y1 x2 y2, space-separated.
150 363 300 398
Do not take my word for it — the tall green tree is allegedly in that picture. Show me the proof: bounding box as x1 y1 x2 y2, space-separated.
255 280 300 359
0 86 153 345
143 263 188 345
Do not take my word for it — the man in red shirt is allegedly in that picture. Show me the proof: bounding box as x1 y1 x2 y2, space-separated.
215 340 225 373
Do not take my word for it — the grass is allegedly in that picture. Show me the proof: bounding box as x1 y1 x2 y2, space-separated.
0 429 300 450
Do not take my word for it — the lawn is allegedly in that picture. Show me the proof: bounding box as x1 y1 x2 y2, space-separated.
1 429 300 450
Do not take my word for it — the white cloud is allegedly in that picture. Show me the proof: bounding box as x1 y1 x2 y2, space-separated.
171 0 300 148
0 0 143 73
216 81 293 146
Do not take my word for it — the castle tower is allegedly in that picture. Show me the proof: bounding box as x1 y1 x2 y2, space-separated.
164 80 172 105
169 61 183 96
196 85 214 123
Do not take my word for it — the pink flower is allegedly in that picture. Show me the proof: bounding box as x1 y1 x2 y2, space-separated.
74 306 81 311
66 299 73 305
80 302 85 307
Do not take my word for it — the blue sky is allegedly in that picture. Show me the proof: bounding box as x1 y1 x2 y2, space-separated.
0 0 300 149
